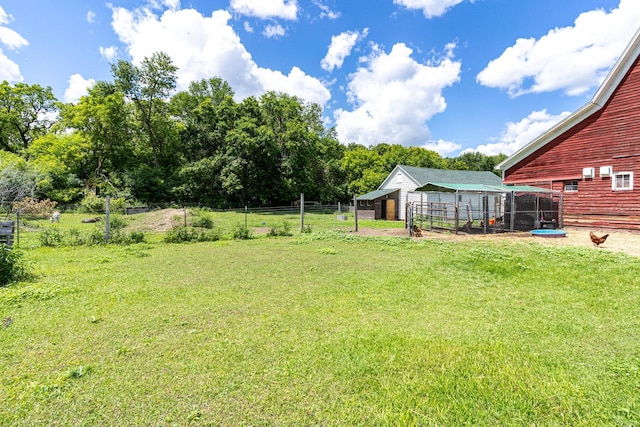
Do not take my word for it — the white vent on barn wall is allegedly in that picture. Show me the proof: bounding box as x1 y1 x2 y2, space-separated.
600 166 613 177
582 167 594 178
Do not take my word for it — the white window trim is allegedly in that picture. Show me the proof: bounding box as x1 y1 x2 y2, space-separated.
612 171 633 191
564 180 578 192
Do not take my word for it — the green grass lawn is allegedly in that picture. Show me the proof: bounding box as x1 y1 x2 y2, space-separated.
1 223 640 425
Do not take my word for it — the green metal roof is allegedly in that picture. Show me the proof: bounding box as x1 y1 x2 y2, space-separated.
416 182 504 193
356 188 399 200
416 182 559 194
496 185 557 193
381 165 503 189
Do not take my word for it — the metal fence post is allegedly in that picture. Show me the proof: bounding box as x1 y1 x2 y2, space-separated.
300 193 304 232
105 196 111 243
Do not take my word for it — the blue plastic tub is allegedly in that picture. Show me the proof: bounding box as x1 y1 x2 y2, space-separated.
530 229 567 238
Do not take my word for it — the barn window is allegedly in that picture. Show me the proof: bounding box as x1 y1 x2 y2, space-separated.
564 180 578 192
612 172 633 191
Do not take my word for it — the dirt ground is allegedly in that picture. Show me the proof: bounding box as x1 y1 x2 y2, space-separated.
131 209 640 259
355 226 640 258
127 208 186 232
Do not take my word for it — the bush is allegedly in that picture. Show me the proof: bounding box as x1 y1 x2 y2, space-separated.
0 245 29 287
39 225 144 247
163 226 222 243
80 194 127 214
191 215 214 229
108 215 128 231
12 197 57 218
109 230 146 245
232 223 252 240
39 228 63 247
79 194 105 213
268 221 292 237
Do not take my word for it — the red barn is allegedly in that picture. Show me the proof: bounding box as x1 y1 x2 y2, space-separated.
497 29 640 230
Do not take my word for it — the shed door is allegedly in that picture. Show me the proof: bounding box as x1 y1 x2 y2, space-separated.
374 200 382 220
386 199 396 221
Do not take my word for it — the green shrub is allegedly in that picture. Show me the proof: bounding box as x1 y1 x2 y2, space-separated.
80 195 127 214
267 220 292 237
66 227 86 246
39 228 63 247
191 215 214 229
39 225 142 247
164 226 197 243
232 223 252 240
80 194 106 213
164 226 222 243
109 230 146 245
0 245 29 287
108 215 128 231
87 228 106 245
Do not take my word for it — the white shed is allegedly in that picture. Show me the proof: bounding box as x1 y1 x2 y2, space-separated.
377 165 503 220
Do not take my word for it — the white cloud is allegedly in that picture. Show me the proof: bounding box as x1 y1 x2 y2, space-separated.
394 0 465 18
477 0 640 97
334 42 461 147
0 6 27 82
243 21 254 33
423 139 461 156
109 6 330 106
147 0 181 11
0 7 27 50
230 0 298 20
313 1 340 19
471 109 571 156
263 24 285 38
87 11 96 24
0 50 22 82
254 66 330 105
99 46 118 62
321 29 368 72
64 74 96 103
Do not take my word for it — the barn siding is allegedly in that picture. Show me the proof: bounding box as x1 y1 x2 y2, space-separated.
380 170 420 220
504 56 640 229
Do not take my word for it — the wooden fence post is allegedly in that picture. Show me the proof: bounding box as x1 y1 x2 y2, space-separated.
353 195 358 232
300 193 304 232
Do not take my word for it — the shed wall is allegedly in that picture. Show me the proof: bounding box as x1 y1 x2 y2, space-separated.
380 170 419 220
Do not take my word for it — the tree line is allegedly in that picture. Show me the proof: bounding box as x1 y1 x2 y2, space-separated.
0 51 506 209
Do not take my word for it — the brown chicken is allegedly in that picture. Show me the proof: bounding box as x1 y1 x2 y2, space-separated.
590 231 609 247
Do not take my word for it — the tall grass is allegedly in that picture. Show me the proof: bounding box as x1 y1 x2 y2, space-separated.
1 232 639 425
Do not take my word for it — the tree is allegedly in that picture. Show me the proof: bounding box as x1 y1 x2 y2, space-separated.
26 133 88 203
58 82 135 186
454 152 507 176
260 92 340 203
374 143 445 171
0 82 57 153
171 78 236 163
112 52 179 169
340 145 386 196
0 151 37 206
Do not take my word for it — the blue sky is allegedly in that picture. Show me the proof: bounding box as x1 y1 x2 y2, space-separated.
1 0 638 157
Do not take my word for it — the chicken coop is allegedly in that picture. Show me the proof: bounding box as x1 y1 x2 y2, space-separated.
406 184 562 234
